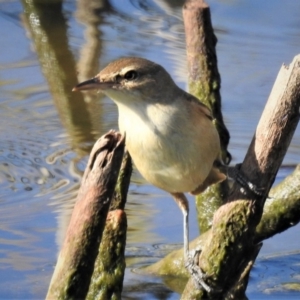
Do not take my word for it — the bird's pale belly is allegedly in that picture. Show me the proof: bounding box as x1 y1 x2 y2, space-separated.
117 100 219 193
125 130 213 193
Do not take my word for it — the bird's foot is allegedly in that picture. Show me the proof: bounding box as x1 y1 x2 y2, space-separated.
227 164 265 197
185 248 212 293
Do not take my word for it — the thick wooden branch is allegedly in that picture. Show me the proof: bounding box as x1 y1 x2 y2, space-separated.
183 0 228 151
229 58 300 203
183 0 231 233
182 56 300 299
255 164 300 243
46 131 125 300
87 151 132 299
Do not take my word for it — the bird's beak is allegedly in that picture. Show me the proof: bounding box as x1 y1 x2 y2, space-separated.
72 77 113 92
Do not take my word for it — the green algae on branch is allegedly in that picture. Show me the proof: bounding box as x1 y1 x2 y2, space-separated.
110 151 132 211
255 164 300 243
183 0 229 163
87 152 132 300
183 0 231 234
87 210 127 300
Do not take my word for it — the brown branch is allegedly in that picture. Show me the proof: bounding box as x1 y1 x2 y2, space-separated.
46 130 125 300
255 164 300 243
229 59 300 202
87 151 132 299
183 0 229 159
182 56 300 299
183 0 231 233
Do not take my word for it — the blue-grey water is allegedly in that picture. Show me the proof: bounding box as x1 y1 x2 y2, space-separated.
0 0 300 299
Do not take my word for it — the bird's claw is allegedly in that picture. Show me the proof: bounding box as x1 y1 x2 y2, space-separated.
227 164 265 197
185 249 212 293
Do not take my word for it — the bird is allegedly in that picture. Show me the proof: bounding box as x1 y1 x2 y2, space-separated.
73 57 228 290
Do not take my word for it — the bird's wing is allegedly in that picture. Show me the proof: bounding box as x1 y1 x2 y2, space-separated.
184 92 214 121
191 166 227 195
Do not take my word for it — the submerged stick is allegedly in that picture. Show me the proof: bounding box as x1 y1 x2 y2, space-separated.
46 130 125 300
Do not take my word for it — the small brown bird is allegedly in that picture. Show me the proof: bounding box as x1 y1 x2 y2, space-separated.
73 57 227 290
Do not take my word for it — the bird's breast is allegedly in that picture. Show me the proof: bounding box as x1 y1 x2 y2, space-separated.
116 101 220 193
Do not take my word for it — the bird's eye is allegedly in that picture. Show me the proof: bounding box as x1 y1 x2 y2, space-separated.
124 70 138 80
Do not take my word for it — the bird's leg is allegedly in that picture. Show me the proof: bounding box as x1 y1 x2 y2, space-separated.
171 192 190 259
171 192 211 292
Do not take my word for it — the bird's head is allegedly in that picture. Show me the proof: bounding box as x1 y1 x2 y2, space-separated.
73 57 177 104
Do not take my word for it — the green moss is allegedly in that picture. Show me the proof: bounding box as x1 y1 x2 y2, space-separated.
87 211 127 300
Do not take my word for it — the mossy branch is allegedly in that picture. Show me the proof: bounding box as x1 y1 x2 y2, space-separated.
143 164 300 279
181 56 300 299
183 0 230 232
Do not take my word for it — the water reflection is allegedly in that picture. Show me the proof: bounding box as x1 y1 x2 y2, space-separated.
22 0 98 149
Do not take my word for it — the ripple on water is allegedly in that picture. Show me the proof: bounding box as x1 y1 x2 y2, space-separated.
0 132 86 249
0 136 81 205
